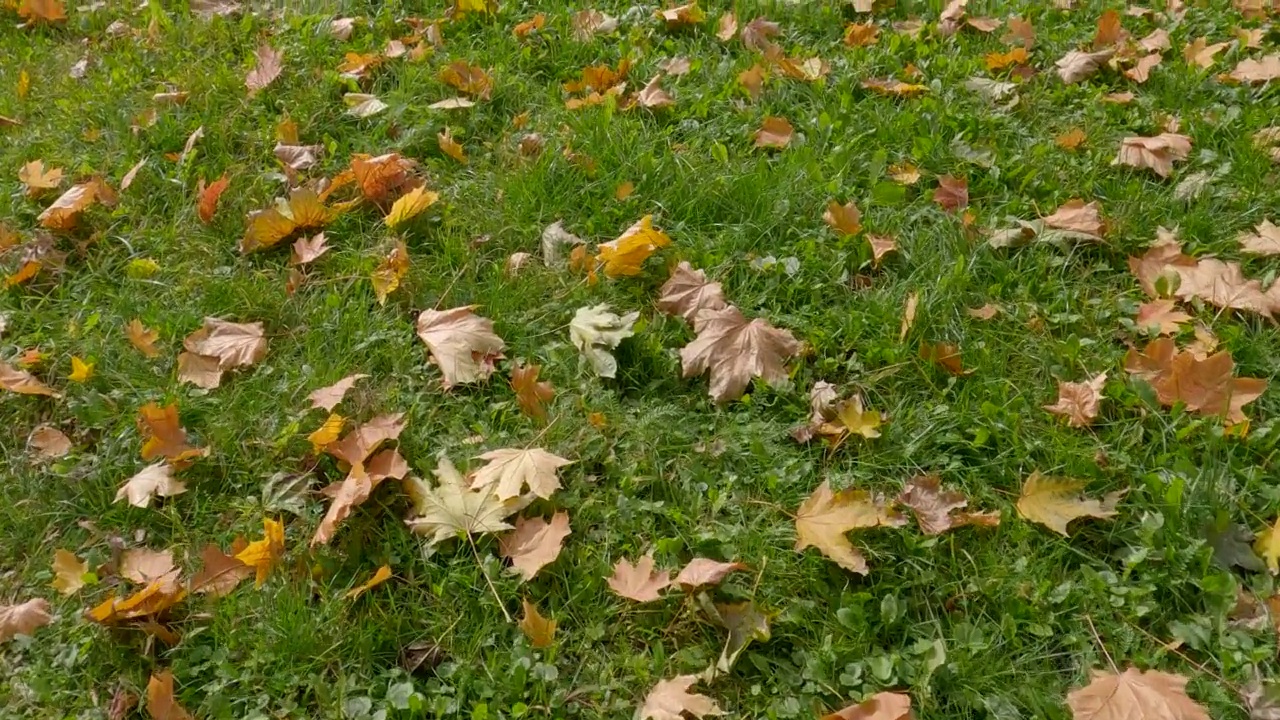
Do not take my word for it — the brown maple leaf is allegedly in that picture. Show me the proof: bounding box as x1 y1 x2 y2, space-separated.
933 175 968 212
754 116 793 149
245 44 283 94
1042 199 1105 237
510 363 554 422
822 691 912 720
308 373 368 412
1113 133 1192 177
137 402 207 463
679 305 802 404
656 262 727 324
898 475 1000 535
1055 48 1115 83
606 554 671 602
638 676 723 720
327 414 406 466
1043 372 1107 427
674 558 748 590
1067 667 1208 720
196 174 229 224
178 318 267 389
499 512 571 581
415 306 506 388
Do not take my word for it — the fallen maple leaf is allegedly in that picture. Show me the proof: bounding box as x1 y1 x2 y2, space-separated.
178 318 266 389
518 599 556 648
674 558 747 590
308 373 368 411
146 671 193 720
868 235 898 267
236 518 284 586
824 199 862 236
1056 48 1115 83
510 363 554 422
629 75 674 109
121 548 176 585
1140 28 1171 52
817 395 883 446
345 565 392 600
1044 373 1107 427
1125 53 1163 83
405 454 520 545
415 306 505 388
919 342 969 375
570 304 639 378
656 2 706 28
245 44 283 94
861 78 928 97
1184 37 1231 69
716 11 738 41
898 475 999 536
513 13 546 39
385 185 439 228
196 174 229 224
573 9 619 40
189 544 253 597
51 549 88 595
274 143 322 172
18 160 63 196
371 239 410 304
241 189 333 252
1255 517 1280 573
597 215 672 277
680 306 802 404
438 128 467 164
1114 133 1191 177
933 175 968 212
888 163 921 185
1016 472 1122 536
741 16 780 52
38 180 100 231
68 356 93 383
657 262 727 323
472 448 571 500
28 425 72 460
308 413 344 453
607 553 671 602
792 380 839 443
500 512 571 581
639 675 722 720
1239 220 1280 254
289 233 330 265
1135 299 1192 335
0 598 52 642
1232 54 1280 83
17 0 66 24
126 319 161 358
985 47 1029 71
795 480 906 574
754 116 794 149
439 61 492 99
327 415 406 468
1091 9 1127 48
137 402 207 463
822 691 912 720
844 23 880 47
1042 199 1105 237
115 463 187 508
344 93 389 117
1 361 59 397
1067 668 1208 720
739 64 765 100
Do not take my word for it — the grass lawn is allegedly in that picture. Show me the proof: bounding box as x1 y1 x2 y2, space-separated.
3 0 1280 718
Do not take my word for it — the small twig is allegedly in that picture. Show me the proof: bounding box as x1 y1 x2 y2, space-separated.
1083 614 1118 674
524 415 561 448
1120 617 1235 690
466 533 511 622
744 498 792 519
433 262 471 310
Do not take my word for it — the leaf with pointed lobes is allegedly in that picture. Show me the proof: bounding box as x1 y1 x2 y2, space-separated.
656 262 726 324
126 319 161 358
438 60 492 99
1231 55 1280 84
245 44 283 93
510 363 554 422
189 543 253 597
308 373 368 411
38 180 100 231
18 159 63 195
754 116 793 148
1067 668 1208 720
500 512 571 581
404 454 520 545
674 558 748 590
1043 372 1107 427
630 75 674 109
115 463 187 508
416 307 506 388
795 480 906 574
146 671 194 720
1123 338 1266 424
1135 299 1191 335
638 675 723 720
371 239 409 304
0 599 52 642
817 395 883 446
655 2 706 28
898 475 999 535
1113 133 1191 178
137 403 207 464
240 189 334 253
518 599 556 647
234 518 285 586
597 215 671 277
919 342 970 376
570 304 638 378
1 361 60 397
824 199 862 236
472 448 571 500
821 691 912 720
607 553 671 602
1043 199 1105 237
932 175 968 212
1016 472 1123 536
1239 220 1280 255
327 414 406 467
680 305 802 404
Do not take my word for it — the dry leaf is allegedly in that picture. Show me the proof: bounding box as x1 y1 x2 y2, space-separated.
845 23 880 47
17 0 66 24
1113 133 1191 177
794 480 905 574
1016 472 1122 536
38 181 99 230
405 454 520 545
1125 53 1163 83
371 239 409 304
195 174 229 224
1067 668 1208 720
274 143 322 172
1044 373 1107 427
573 9 618 40
822 691 912 720
1056 128 1087 150
674 558 747 590
518 599 556 648
680 305 802 404
817 395 883 446
510 363 554 422
607 554 671 602
1124 340 1266 423
500 512 571 581
513 14 546 39
245 44 283 93
1231 55 1280 83
235 518 285 586
385 185 440 228
824 199 862 236
1256 517 1280 574
1239 220 1280 254
898 475 999 535
861 78 927 97
0 599 53 642
570 304 638 378
597 215 672 276
125 319 161 358
541 221 584 266
439 61 492 99
656 2 706 28
968 304 1000 320
985 47 1029 71
639 676 723 720
754 116 793 149
1056 48 1115 83
68 356 93 383
344 93 388 117
1091 9 1127 49
179 318 266 389
472 448 571 500
741 16 780 52
189 544 252 597
1135 299 1191 335
51 549 88 595
308 413 344 453
657 262 727 323
290 233 330 265
739 64 765 100
438 128 467 163
18 160 62 195
121 548 176 585
415 306 505 388
888 163 921 185
29 425 72 459
146 671 193 720
868 235 898 266
899 292 919 342
345 565 392 599
116 463 187 508
137 403 207 463
307 373 367 411
933 175 968 212
1043 199 1105 237
716 11 738 41
1184 37 1231 68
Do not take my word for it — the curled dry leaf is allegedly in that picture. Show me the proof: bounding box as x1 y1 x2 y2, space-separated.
307 373 368 412
0 361 56 397
345 565 392 600
933 175 968 212
38 181 100 231
289 233 330 266
51 549 88 595
1113 133 1191 178
415 306 505 388
822 691 912 720
674 558 747 590
405 454 520 545
1125 53 1163 83
499 512 571 581
1233 55 1280 83
681 306 802 403
1067 668 1209 720
541 220 583 266
344 93 388 117
510 363 554 422
274 143 322 172
898 475 999 535
631 75 674 109
572 9 618 41
236 517 285 586
1016 472 1122 536
137 402 207 463
597 215 671 276
570 304 638 378
606 554 671 602
438 128 467 163
0 598 53 642
146 671 193 720
824 199 862 236
817 395 883 446
792 380 839 442
716 11 738 41
1184 37 1231 69
371 239 409 304
794 480 906 574
1056 48 1115 83
741 16 780 52
245 44 283 93
1043 372 1107 427
754 116 794 149
861 78 927 97
28 424 72 459
115 463 187 508
189 543 253 597
639 675 723 720
472 448 571 500
127 319 161 358
518 599 556 648
657 262 726 323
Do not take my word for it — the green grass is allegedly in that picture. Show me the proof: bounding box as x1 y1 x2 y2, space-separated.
2 1 1279 718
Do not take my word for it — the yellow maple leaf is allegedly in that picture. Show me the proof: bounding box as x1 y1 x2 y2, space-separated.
235 518 285 588
344 565 393 600
596 215 672 277
385 186 440 228
68 356 93 383
307 413 344 453
371 240 410 304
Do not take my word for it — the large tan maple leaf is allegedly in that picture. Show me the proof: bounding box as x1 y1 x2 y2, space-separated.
415 306 506 388
405 455 520 546
1066 667 1208 720
794 481 905 574
679 305 802 404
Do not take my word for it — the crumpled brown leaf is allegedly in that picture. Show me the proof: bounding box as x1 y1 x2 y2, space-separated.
1113 133 1191 177
1055 48 1115 83
178 318 267 389
897 475 1000 535
499 512 571 581
1043 372 1107 427
415 306 505 388
680 305 802 404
